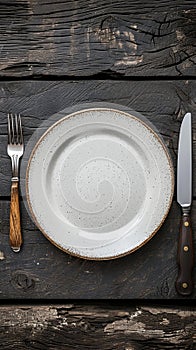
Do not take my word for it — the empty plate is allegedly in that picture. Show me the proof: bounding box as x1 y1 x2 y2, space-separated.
26 108 174 259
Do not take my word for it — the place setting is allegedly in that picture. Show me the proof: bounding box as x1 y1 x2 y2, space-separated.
7 103 194 296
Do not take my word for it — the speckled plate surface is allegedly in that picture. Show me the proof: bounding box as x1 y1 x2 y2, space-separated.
26 108 174 260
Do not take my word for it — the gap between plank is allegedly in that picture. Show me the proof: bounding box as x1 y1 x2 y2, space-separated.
0 74 195 82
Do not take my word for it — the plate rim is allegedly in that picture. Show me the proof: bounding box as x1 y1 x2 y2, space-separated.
25 107 175 260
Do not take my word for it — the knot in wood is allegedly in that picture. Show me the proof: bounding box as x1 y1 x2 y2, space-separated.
11 271 35 291
100 15 117 31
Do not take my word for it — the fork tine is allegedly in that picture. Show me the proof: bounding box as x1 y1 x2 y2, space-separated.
11 113 15 144
15 114 19 144
18 113 23 145
7 113 11 144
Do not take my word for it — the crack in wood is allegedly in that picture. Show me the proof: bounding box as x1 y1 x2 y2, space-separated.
0 305 195 349
0 2 195 77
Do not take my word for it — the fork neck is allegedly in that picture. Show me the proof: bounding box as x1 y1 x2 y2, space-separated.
11 155 20 180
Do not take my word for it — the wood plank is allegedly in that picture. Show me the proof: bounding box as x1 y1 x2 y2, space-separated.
0 1 195 77
0 304 195 349
0 200 195 299
0 80 196 197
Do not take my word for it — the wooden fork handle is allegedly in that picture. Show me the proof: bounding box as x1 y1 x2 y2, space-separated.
10 180 22 252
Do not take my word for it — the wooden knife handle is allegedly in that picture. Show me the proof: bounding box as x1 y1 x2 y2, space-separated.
176 213 194 295
10 180 22 252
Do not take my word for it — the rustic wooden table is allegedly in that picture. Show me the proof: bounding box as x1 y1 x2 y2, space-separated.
0 1 195 348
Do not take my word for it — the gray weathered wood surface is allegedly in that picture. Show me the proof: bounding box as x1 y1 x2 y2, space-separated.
0 80 195 299
0 80 196 196
0 0 195 77
0 1 195 346
0 200 196 299
0 304 195 349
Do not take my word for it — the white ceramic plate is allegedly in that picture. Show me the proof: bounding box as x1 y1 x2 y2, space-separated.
26 108 174 260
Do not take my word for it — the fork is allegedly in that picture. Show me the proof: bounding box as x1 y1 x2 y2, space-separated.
7 113 24 252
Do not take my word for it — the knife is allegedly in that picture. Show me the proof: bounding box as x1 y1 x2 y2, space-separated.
176 112 194 295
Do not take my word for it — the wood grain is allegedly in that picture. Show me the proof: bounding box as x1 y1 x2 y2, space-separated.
0 304 195 349
0 0 195 344
0 1 195 77
0 80 195 197
0 200 195 299
9 180 22 251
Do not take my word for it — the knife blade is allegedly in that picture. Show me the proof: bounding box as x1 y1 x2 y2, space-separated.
176 112 194 296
